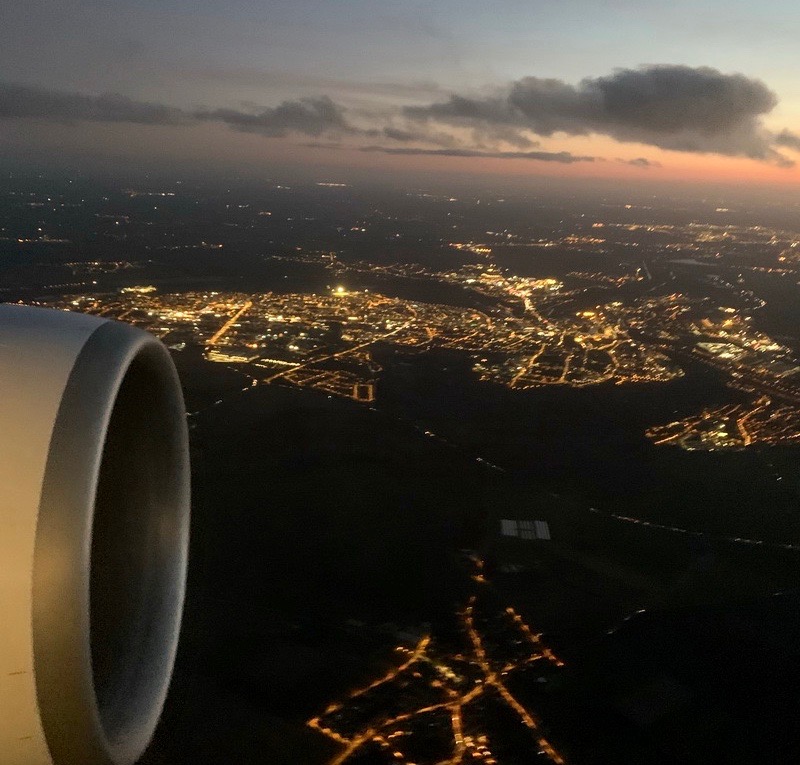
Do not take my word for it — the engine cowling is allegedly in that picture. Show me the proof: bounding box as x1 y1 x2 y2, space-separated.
0 305 190 765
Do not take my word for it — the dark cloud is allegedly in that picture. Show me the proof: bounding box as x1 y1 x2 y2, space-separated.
359 146 595 163
383 126 429 142
0 82 188 124
774 129 800 151
0 82 357 139
2 71 797 169
382 125 464 148
470 124 539 149
620 157 662 168
195 96 354 137
406 65 793 164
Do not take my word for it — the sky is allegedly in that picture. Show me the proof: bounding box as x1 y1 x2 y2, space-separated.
2 0 800 189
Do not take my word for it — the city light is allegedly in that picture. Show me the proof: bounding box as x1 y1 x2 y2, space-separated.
308 559 567 765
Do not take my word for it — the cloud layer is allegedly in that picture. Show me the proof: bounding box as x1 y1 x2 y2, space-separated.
1 65 799 168
0 82 187 125
359 146 595 163
0 82 356 139
195 96 354 137
406 65 793 164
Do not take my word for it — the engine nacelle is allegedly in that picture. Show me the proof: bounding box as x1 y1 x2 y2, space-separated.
0 305 190 765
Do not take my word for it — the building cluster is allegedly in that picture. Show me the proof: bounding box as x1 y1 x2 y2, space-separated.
37 274 688 404
646 395 800 450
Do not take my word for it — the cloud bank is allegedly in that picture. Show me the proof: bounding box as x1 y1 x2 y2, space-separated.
1 65 799 168
774 129 800 152
0 82 188 125
359 146 595 163
195 96 354 137
619 157 662 168
405 65 795 165
0 83 356 139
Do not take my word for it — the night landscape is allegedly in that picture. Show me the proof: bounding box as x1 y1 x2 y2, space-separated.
3 2 800 762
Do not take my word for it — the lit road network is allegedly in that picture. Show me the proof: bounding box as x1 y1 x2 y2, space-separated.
308 560 567 765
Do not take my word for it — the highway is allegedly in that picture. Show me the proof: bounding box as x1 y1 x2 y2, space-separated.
206 298 254 346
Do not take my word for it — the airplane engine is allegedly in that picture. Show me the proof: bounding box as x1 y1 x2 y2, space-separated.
0 305 190 765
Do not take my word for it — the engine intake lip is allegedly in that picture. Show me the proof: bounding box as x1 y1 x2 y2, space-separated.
31 318 190 765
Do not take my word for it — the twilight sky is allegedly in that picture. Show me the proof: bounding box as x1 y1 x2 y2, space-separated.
2 0 800 187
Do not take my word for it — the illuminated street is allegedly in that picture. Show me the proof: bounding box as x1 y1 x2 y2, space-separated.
307 560 567 765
